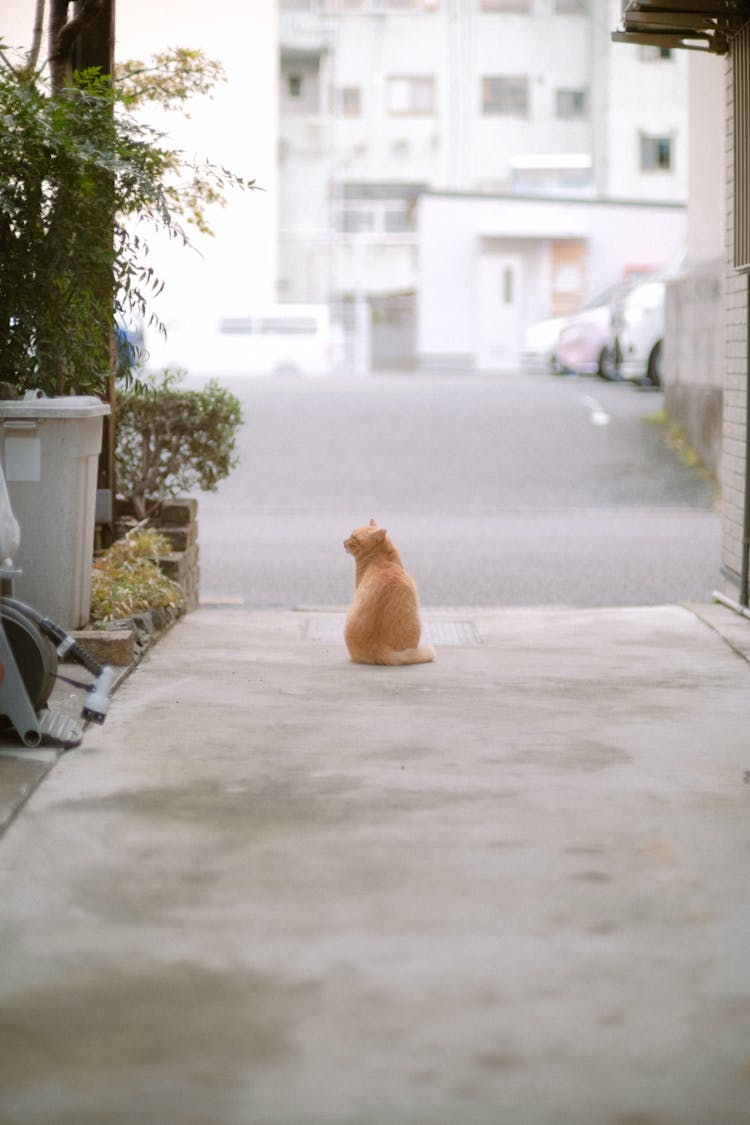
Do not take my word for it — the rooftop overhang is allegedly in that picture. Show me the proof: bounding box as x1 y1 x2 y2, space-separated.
612 1 750 54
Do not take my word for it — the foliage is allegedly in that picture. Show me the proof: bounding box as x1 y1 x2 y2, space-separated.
115 370 243 519
0 43 253 397
647 410 714 482
90 528 183 624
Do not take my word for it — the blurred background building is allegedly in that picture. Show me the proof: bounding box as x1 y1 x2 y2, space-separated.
278 0 688 371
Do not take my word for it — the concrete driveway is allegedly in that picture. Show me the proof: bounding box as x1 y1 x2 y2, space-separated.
0 602 748 1125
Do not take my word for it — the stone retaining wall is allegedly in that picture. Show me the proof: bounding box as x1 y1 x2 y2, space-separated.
152 498 200 613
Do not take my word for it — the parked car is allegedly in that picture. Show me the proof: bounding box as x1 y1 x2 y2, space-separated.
520 315 568 373
611 278 666 387
552 279 644 379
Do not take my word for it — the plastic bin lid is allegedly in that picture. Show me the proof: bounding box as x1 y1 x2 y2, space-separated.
0 395 111 420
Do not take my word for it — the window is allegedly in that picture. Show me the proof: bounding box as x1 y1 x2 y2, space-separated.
482 0 530 10
639 45 673 61
334 183 420 235
313 0 436 10
555 88 587 118
219 317 318 336
384 205 414 233
387 76 435 115
482 76 528 117
338 86 361 116
640 134 673 172
281 55 321 114
339 209 376 233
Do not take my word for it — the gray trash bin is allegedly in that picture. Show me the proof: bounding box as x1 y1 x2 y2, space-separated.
0 396 111 629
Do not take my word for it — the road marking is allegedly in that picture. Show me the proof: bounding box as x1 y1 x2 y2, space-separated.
581 394 611 427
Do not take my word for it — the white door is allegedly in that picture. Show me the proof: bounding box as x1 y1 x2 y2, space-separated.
477 254 523 370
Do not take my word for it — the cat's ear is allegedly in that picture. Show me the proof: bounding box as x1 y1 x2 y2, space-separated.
374 528 387 543
369 517 377 527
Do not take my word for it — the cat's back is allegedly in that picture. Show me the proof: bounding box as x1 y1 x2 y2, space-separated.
357 555 416 599
345 557 422 661
343 519 434 666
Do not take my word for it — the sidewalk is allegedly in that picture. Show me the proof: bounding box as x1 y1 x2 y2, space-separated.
0 601 749 1125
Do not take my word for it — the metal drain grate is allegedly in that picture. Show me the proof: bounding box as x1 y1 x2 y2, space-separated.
422 620 480 646
306 617 480 646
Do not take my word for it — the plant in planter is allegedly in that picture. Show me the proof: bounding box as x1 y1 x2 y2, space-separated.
115 370 243 520
90 528 184 625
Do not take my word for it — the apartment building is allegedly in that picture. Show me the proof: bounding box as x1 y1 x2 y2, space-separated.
279 0 688 368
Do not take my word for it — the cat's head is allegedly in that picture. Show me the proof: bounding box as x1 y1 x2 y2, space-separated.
344 517 387 557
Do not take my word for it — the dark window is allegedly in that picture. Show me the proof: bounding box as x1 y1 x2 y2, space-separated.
640 135 673 172
556 88 587 118
482 76 528 117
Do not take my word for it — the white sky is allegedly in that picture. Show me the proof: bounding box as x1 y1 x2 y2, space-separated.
3 1 279 369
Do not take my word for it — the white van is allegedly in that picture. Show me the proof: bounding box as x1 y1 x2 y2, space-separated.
216 304 335 377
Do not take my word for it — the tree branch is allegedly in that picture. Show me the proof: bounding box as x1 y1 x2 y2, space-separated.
27 0 47 73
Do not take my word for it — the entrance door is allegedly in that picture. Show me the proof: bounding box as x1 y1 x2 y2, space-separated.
477 253 523 370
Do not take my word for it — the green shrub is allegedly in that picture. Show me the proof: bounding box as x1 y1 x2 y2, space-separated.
115 370 243 518
91 529 183 624
0 49 252 397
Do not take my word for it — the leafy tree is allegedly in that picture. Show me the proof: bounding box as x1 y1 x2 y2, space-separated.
0 21 253 397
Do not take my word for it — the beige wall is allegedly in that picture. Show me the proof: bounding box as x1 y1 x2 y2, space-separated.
688 52 726 264
661 53 726 479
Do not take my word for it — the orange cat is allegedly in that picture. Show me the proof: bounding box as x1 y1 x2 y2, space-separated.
343 519 434 666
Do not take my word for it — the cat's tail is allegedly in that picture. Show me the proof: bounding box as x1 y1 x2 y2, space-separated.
386 644 435 666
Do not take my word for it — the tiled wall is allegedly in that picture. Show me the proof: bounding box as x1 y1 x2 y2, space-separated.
722 46 749 592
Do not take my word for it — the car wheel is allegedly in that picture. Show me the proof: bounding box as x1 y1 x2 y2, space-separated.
646 341 662 387
598 345 617 381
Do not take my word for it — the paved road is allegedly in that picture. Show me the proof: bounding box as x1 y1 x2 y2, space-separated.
187 370 720 609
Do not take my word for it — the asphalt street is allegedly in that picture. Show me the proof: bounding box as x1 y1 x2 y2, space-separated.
186 370 720 609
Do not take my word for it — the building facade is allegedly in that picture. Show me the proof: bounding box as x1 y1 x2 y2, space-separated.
279 0 688 369
614 2 750 609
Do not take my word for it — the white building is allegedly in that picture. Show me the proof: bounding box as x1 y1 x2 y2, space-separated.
279 0 688 369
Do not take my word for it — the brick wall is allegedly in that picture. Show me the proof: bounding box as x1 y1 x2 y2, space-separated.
722 48 749 593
